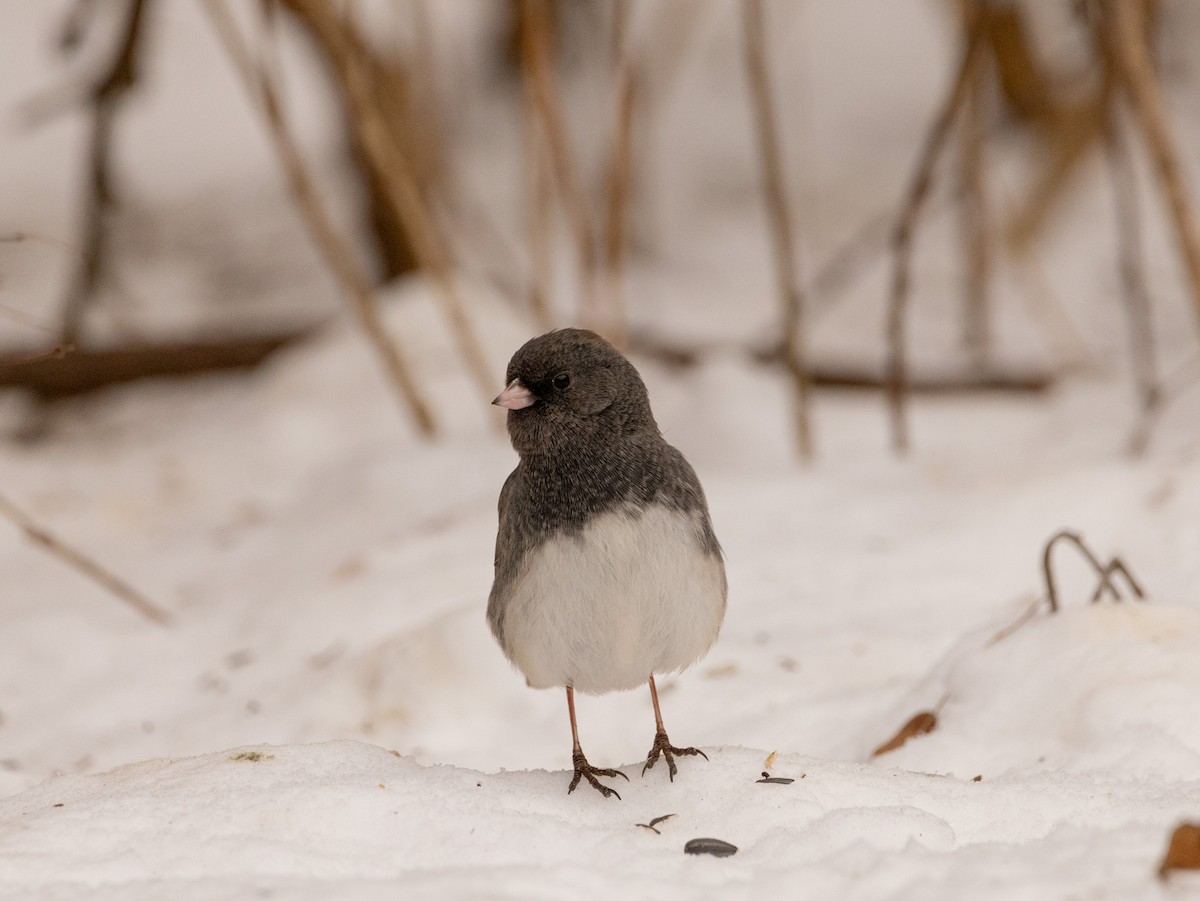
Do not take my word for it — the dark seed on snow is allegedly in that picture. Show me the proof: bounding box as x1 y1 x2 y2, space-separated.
684 837 738 857
757 771 795 784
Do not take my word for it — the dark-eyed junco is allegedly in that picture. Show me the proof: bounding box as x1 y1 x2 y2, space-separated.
488 329 727 799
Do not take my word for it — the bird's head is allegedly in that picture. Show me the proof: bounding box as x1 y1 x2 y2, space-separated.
493 328 657 457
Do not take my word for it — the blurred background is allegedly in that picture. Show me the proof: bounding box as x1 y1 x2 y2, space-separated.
1 0 1199 792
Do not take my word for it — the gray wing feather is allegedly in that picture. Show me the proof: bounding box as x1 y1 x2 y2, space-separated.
487 468 522 648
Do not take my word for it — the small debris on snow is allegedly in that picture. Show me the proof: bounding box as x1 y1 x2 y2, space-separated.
229 751 273 762
1158 823 1200 879
872 711 939 757
636 814 677 835
684 837 738 858
756 771 794 785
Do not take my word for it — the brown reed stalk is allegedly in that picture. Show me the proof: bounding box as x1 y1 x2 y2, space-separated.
0 490 170 626
202 0 434 435
960 36 992 369
1106 0 1200 338
886 13 987 453
59 0 149 346
1101 108 1161 454
517 0 599 328
742 0 813 460
601 0 637 350
523 68 556 330
329 2 497 407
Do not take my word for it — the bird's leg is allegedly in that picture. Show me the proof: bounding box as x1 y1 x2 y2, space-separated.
565 686 628 799
641 674 709 781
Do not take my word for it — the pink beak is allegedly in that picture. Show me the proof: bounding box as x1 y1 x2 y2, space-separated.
493 378 536 410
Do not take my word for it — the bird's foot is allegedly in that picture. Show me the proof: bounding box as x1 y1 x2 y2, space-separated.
568 749 629 799
641 730 708 782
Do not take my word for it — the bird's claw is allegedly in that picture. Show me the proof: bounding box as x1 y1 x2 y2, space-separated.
642 730 708 781
569 749 628 799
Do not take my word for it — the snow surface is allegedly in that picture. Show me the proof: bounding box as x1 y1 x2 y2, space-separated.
3 740 1199 900
2 0 1200 898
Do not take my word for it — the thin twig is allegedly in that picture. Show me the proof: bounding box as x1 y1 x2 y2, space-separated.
984 595 1042 646
59 0 149 346
276 0 494 400
1102 108 1162 454
1130 353 1200 451
809 208 897 315
522 65 555 330
201 0 434 435
1106 0 1200 338
329 2 497 408
886 14 988 453
1089 557 1146 605
742 0 813 460
959 13 992 369
601 0 637 349
995 174 1095 371
3 344 76 366
518 0 599 327
277 0 419 279
0 491 170 626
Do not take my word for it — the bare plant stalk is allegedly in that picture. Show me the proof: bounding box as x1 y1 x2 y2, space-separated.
277 0 422 279
330 4 497 408
994 178 1094 371
518 0 599 327
0 491 170 626
1106 0 1200 336
202 0 434 435
1102 108 1161 453
523 62 555 330
601 12 638 350
5 344 75 365
960 32 991 369
60 0 149 346
609 0 630 61
742 0 813 460
886 15 987 453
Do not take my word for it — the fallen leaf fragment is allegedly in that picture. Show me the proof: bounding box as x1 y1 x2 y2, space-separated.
1159 823 1200 878
872 711 938 757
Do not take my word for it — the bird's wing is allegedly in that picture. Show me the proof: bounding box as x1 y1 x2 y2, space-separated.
494 467 518 568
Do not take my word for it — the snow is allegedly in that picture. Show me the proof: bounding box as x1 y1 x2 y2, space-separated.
3 740 1199 900
2 0 1200 897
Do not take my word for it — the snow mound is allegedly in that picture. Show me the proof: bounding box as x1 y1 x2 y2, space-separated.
874 603 1200 780
1 740 1197 900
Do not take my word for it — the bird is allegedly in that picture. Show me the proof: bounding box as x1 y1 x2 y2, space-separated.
488 328 727 799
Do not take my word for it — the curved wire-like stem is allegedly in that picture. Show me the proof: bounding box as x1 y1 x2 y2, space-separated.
1040 529 1146 614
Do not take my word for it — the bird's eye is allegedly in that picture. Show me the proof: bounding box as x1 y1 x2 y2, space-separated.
552 372 571 390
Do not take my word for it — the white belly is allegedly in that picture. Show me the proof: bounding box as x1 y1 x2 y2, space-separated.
499 504 727 694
